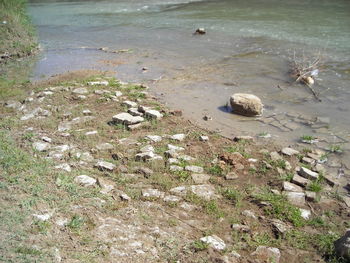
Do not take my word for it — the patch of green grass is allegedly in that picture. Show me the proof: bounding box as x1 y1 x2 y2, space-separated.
15 246 41 255
222 188 244 207
185 193 225 218
254 189 305 227
307 180 323 193
329 145 343 153
191 240 209 251
207 164 223 176
67 215 85 230
301 135 316 142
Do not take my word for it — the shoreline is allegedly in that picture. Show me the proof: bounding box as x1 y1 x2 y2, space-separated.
0 71 349 262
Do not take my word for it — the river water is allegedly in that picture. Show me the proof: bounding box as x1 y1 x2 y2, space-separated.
27 0 350 167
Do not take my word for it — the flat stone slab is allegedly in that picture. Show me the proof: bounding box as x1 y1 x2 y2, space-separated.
292 174 311 187
283 181 303 192
145 109 163 119
112 113 144 125
281 147 300 156
285 191 305 207
298 167 319 180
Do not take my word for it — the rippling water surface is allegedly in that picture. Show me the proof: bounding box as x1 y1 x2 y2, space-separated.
28 0 350 165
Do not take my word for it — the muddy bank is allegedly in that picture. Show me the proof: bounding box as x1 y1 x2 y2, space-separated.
1 72 349 262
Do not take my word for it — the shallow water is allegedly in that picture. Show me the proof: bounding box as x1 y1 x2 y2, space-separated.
28 0 350 166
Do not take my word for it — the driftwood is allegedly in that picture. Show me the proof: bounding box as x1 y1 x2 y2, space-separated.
290 50 323 101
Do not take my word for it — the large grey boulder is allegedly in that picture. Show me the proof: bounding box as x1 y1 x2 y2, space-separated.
230 93 263 116
334 230 350 261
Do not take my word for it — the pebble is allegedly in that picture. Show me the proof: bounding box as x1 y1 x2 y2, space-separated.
199 136 209 141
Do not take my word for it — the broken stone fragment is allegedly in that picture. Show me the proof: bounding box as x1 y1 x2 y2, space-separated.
54 163 72 172
169 165 184 172
145 135 162 143
142 188 165 199
112 112 144 125
200 235 226 250
230 93 263 117
33 141 51 152
298 167 319 180
128 108 143 117
283 181 303 192
145 109 163 119
292 174 311 187
122 100 138 108
285 191 305 207
74 175 97 187
189 184 218 200
281 147 300 156
163 195 181 203
199 136 209 141
231 224 250 232
96 143 114 151
95 161 116 171
185 165 204 173
225 172 239 180
170 133 186 141
87 80 109 86
72 87 88 95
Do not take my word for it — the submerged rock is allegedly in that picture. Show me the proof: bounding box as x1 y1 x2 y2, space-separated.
230 93 263 116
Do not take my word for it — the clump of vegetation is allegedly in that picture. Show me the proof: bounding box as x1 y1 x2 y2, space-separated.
290 50 323 101
254 189 304 227
0 0 37 60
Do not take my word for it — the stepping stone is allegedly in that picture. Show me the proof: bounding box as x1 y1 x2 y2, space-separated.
145 109 163 119
298 167 319 180
112 113 144 125
285 191 305 207
189 184 217 200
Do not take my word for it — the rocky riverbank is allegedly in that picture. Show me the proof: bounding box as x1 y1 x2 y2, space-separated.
0 72 349 262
